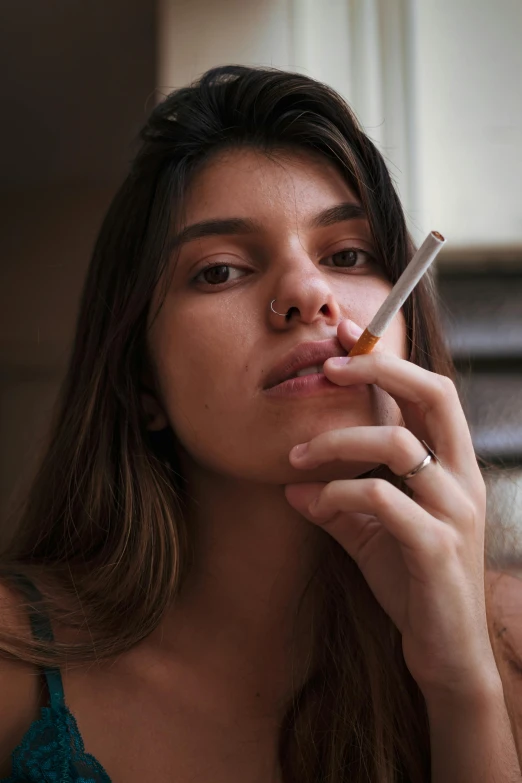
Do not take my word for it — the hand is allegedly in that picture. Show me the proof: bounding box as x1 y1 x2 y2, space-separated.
284 320 497 703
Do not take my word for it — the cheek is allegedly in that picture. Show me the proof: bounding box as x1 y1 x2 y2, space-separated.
147 288 409 479
379 310 409 360
355 281 409 360
150 321 259 457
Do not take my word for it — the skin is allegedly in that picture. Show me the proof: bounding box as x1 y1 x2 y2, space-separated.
487 570 522 744
137 148 520 781
142 145 408 696
0 146 409 783
135 146 409 776
1 147 517 781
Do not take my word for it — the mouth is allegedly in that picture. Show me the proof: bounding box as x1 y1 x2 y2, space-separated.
262 336 357 391
263 370 366 398
284 363 325 381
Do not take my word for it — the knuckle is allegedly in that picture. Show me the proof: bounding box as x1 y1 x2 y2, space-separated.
390 426 416 453
366 478 392 509
434 374 457 400
459 496 480 529
318 482 335 507
434 526 460 561
451 483 480 530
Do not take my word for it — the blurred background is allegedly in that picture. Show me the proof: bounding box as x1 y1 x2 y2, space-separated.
1 0 521 563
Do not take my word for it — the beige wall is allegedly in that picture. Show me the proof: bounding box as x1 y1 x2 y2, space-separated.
159 0 522 249
158 0 294 91
415 0 522 246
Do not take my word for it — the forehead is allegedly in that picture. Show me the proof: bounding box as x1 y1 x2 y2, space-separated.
180 147 360 225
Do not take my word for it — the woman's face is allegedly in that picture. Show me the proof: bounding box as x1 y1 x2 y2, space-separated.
145 148 408 484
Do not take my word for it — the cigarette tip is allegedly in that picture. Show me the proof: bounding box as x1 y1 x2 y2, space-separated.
431 230 445 242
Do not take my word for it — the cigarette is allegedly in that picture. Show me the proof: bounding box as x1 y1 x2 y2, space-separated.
348 231 446 357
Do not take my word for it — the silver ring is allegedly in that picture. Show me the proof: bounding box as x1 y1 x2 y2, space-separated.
270 299 288 316
399 440 440 480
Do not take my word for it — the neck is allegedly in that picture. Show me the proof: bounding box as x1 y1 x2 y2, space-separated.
156 454 326 719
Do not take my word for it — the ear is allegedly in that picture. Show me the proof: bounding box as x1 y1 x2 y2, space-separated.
140 358 169 431
141 390 169 431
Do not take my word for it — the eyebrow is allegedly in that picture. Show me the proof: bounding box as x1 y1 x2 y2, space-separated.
167 201 366 253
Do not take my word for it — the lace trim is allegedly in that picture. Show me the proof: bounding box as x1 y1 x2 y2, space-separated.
3 704 112 783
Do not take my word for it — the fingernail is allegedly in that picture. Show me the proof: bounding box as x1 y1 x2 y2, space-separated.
290 442 309 460
329 356 352 366
308 497 323 517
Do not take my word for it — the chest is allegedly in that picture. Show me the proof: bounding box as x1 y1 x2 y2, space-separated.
61 667 283 783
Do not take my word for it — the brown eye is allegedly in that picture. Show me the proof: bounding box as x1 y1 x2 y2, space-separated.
202 265 230 285
193 263 246 286
333 249 359 266
323 247 374 269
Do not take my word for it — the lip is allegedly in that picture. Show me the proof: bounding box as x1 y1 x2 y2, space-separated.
263 372 366 398
262 336 359 391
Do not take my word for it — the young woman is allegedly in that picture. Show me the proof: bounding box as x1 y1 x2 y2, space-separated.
0 65 519 782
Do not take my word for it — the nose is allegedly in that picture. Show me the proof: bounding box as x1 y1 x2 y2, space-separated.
271 292 341 325
268 259 342 326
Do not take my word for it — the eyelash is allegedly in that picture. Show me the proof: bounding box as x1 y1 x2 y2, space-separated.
191 247 376 287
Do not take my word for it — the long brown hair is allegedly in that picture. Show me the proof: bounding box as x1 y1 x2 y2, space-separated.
1 65 465 781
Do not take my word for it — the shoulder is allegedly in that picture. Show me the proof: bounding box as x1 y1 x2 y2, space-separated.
0 579 45 775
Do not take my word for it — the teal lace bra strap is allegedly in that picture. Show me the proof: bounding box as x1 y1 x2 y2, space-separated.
10 573 66 711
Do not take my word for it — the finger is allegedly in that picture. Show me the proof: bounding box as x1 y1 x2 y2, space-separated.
322 351 479 487
289 425 471 523
302 476 457 570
